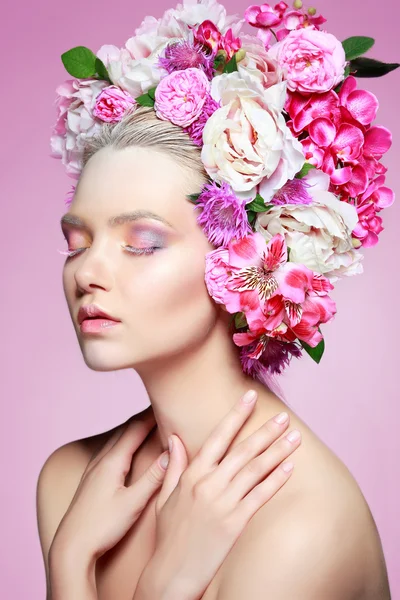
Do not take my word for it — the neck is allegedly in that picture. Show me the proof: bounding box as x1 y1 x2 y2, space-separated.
134 319 284 461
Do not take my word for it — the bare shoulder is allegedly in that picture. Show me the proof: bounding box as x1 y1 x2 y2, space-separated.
35 405 154 588
214 421 391 600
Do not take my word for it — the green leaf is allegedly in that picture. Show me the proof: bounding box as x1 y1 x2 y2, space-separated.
223 53 238 73
213 53 226 70
135 92 155 107
94 57 111 82
147 86 157 100
186 193 201 204
295 162 316 179
341 36 375 61
247 210 256 226
349 57 400 78
246 193 273 213
300 336 325 364
234 312 248 329
61 46 99 78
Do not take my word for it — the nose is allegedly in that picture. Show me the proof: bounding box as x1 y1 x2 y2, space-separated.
73 244 114 294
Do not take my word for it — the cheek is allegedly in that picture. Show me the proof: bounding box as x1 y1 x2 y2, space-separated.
122 243 217 335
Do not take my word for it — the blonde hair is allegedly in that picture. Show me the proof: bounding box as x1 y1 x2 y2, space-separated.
81 105 209 186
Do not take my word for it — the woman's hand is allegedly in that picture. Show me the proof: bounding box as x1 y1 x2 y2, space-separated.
49 407 170 567
138 390 301 600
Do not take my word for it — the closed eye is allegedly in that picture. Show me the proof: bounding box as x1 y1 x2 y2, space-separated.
58 245 162 259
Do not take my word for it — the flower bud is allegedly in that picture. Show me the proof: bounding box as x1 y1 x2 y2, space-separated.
293 0 303 8
307 7 317 15
351 237 362 249
235 48 247 63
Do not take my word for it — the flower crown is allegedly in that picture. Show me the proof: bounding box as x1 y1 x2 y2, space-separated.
51 0 398 390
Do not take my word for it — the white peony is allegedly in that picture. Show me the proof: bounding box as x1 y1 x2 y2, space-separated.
50 78 109 179
254 186 364 282
201 72 304 200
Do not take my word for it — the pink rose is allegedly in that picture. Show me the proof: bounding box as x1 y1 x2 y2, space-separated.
154 67 211 127
269 28 346 94
238 34 282 90
93 85 136 123
204 246 232 305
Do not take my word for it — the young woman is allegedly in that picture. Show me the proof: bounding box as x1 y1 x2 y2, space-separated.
37 106 391 599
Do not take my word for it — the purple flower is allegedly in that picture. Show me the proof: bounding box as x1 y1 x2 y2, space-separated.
240 338 303 376
158 40 215 80
194 181 253 247
271 177 313 206
184 94 220 146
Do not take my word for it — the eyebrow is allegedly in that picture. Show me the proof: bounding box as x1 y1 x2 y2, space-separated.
60 209 173 230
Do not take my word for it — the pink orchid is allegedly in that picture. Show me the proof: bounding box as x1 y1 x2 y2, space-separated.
205 232 336 347
352 175 395 247
245 3 288 29
194 20 222 54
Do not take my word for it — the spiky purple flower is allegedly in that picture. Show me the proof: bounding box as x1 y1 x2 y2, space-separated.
194 181 253 247
184 94 220 146
158 40 215 80
271 177 313 206
240 337 303 376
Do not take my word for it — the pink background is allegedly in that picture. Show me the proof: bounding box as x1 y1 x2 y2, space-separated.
1 0 399 597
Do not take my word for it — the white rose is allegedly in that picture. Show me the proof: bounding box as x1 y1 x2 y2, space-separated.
159 0 244 37
201 72 304 199
254 188 364 282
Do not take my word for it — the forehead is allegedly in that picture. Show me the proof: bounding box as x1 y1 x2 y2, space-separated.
70 146 197 227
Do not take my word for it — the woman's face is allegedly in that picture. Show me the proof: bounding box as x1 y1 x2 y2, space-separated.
61 145 220 373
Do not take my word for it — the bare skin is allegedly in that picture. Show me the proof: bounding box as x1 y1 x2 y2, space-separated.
39 145 391 599
39 389 390 600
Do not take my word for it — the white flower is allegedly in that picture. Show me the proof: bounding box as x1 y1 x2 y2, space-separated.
201 72 304 199
254 187 364 282
50 78 108 178
159 0 244 37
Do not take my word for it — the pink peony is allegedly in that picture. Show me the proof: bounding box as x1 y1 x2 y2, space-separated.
237 34 282 90
154 67 211 126
93 85 136 123
269 28 346 94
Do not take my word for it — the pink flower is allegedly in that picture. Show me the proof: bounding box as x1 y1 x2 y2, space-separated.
93 85 136 123
204 231 336 335
352 175 395 247
50 78 109 179
158 40 215 79
269 28 346 94
245 3 288 29
183 94 220 145
219 27 242 60
204 247 232 305
237 34 282 89
194 20 222 54
154 68 211 127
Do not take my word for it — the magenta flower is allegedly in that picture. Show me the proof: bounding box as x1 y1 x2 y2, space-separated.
239 334 302 375
154 68 211 127
245 3 288 29
93 85 136 123
158 40 215 80
194 181 253 247
183 94 220 146
352 175 395 247
205 232 336 337
194 20 222 55
219 28 242 60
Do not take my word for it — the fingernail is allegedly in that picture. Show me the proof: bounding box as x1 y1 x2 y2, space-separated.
286 429 301 443
168 435 173 453
160 452 170 469
242 390 257 404
282 461 294 473
274 411 288 424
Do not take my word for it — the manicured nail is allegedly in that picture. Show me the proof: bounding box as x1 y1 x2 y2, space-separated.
242 390 257 404
160 452 170 469
274 411 288 424
168 435 173 453
282 461 294 473
286 429 301 443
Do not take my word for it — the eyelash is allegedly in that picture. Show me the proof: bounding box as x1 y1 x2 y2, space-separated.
58 245 161 258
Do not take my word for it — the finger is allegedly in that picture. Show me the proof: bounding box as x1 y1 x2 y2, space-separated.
227 428 301 506
156 434 189 513
233 460 295 529
192 390 258 474
104 417 157 481
125 451 169 516
211 411 291 489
